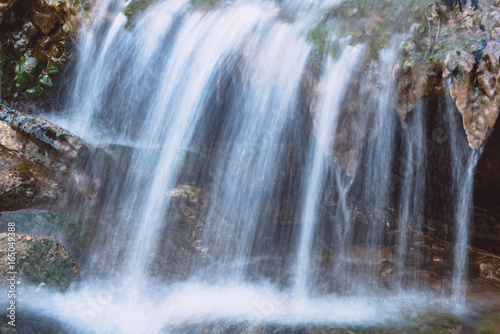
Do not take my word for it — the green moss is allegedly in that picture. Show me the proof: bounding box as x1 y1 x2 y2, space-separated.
190 0 219 11
123 0 146 16
25 86 44 98
47 63 59 76
378 34 389 49
14 50 46 90
51 31 62 43
418 37 430 52
427 53 445 65
418 24 429 35
475 313 500 334
461 40 473 51
16 237 79 290
306 22 332 54
434 41 451 53
472 13 482 25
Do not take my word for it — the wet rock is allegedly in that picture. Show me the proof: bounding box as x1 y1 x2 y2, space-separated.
0 233 79 290
123 0 149 18
473 313 500 334
165 314 463 333
149 184 214 280
0 0 81 99
14 50 46 91
0 314 71 334
443 50 500 148
0 0 18 27
0 209 93 264
0 160 37 211
0 105 95 211
471 248 500 283
0 105 91 169
390 0 500 148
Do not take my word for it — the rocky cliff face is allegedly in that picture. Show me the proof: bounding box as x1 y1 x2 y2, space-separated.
395 0 500 149
303 0 500 178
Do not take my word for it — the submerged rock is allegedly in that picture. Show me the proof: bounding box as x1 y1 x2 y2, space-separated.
149 184 213 280
0 233 79 290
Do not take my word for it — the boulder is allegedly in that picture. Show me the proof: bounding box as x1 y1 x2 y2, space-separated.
0 209 93 264
0 233 79 290
0 105 91 169
0 105 92 210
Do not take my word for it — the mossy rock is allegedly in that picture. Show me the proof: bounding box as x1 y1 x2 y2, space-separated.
0 0 77 100
190 0 221 11
14 50 46 91
0 233 79 291
123 0 154 27
0 209 90 259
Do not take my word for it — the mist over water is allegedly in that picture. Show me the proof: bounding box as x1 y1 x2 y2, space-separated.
19 0 482 331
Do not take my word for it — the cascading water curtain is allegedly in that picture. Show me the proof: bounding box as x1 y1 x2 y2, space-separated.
12 0 486 332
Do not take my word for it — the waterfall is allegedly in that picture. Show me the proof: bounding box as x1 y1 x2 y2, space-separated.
17 0 483 331
292 45 364 300
445 96 480 307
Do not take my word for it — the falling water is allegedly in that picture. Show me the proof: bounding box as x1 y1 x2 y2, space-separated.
395 101 427 287
11 0 484 331
292 45 364 300
444 96 480 307
193 18 312 282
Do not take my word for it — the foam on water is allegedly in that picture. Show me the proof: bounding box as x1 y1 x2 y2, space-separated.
14 281 455 334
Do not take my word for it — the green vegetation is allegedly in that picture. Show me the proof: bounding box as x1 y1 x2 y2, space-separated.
190 0 220 11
